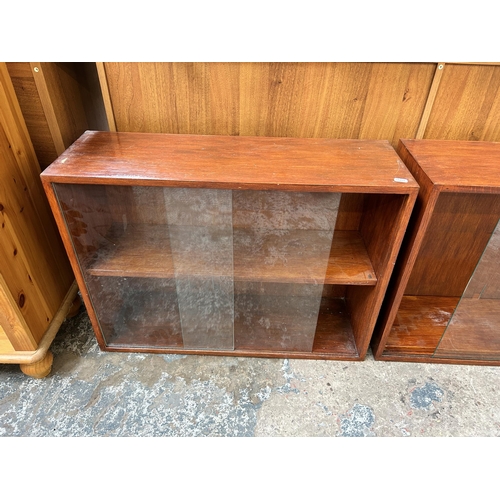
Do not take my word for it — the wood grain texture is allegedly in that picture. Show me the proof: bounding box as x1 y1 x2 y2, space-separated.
42 131 418 193
415 63 445 138
371 141 440 356
0 273 37 351
374 138 500 364
348 192 417 355
405 193 500 296
0 63 74 345
30 63 66 154
96 62 116 131
6 62 59 169
43 133 417 360
33 62 98 150
0 280 78 365
103 62 435 147
20 350 53 378
434 299 500 360
383 295 458 356
399 139 500 191
0 324 15 354
424 64 500 142
85 224 376 285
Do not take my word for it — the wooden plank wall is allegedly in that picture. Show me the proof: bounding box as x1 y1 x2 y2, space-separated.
8 62 500 164
7 62 109 169
423 63 500 141
101 62 435 147
99 62 500 145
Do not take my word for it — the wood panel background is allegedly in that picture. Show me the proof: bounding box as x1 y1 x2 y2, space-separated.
7 62 109 169
7 62 500 165
424 64 500 141
102 62 436 147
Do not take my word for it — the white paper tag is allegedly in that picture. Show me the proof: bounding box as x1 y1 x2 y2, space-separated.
394 177 409 183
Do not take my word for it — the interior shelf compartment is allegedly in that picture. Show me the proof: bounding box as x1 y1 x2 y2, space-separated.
88 276 359 359
373 139 500 365
86 223 377 285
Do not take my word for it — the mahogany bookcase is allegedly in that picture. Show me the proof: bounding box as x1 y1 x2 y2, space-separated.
41 131 417 361
373 139 500 365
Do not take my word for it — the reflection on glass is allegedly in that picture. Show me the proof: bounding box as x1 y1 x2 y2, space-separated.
164 188 234 350
233 191 341 351
435 217 500 360
54 184 341 353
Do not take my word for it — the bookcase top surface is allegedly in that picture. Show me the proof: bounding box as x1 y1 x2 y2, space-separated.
400 139 500 192
42 131 418 193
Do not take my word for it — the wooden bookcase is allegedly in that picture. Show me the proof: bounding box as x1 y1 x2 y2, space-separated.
41 131 418 360
372 139 500 365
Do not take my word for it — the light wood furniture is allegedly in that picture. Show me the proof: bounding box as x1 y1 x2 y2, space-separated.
41 131 418 360
6 62 108 169
372 139 500 365
0 63 78 377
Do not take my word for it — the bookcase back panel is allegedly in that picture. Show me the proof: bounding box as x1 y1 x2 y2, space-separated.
405 193 500 297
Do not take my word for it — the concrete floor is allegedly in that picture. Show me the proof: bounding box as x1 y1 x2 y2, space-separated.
1 306 499 437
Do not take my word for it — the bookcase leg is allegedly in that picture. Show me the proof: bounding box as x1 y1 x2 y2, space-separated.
20 351 54 379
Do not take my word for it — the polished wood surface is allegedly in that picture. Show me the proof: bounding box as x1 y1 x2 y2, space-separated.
43 133 417 360
0 63 74 347
405 193 500 296
382 295 458 356
434 299 500 359
400 139 500 191
103 62 435 148
424 64 500 142
348 192 417 355
42 131 418 193
20 350 53 378
373 138 500 364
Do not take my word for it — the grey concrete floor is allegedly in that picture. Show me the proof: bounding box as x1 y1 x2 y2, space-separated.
1 306 499 437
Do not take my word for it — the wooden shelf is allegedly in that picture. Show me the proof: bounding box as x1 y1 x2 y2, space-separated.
382 295 458 356
105 296 358 360
87 224 377 285
435 298 500 360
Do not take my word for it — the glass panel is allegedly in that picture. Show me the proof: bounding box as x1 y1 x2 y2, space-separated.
88 276 183 348
163 188 234 350
54 184 340 353
232 191 341 352
54 184 234 350
435 217 500 360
